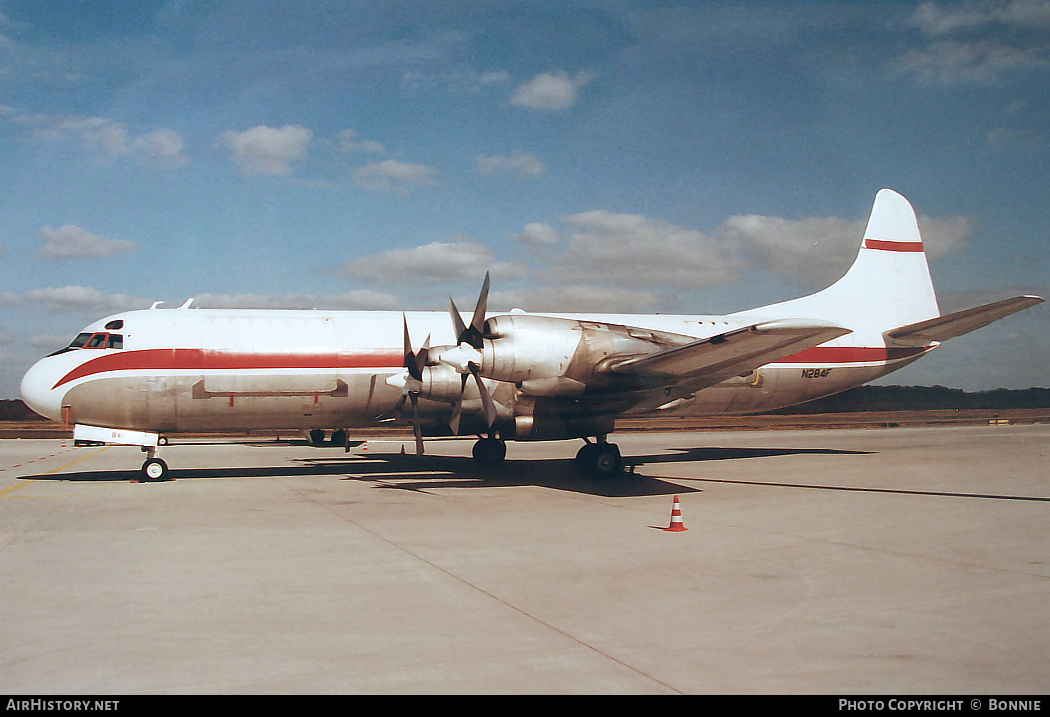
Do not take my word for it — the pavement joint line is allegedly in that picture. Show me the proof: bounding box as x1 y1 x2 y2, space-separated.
0 446 111 498
276 476 687 695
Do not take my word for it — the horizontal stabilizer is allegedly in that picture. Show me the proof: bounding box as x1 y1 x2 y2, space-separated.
606 319 851 383
885 295 1044 346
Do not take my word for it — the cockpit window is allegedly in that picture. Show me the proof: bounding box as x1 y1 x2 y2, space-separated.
70 333 93 349
47 331 124 356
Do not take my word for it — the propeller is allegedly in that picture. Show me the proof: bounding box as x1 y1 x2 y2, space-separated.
446 272 499 435
400 313 428 455
397 274 501 444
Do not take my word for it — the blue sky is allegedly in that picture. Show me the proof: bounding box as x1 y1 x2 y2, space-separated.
1 0 1048 397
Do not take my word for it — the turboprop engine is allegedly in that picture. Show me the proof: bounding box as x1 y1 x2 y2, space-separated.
397 272 690 451
437 314 586 395
437 313 682 396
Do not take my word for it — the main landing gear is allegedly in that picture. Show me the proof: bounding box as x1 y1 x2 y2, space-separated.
309 429 348 446
471 436 507 463
574 437 623 479
466 434 624 478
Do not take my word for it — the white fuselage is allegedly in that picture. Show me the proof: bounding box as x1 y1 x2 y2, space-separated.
19 307 930 436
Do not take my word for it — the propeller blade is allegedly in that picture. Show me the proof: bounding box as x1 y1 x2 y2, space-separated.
449 296 467 342
409 393 424 455
467 272 490 348
448 373 469 435
402 314 431 381
402 313 420 381
449 272 490 349
468 362 498 429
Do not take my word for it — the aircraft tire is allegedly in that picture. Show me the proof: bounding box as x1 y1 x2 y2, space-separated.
141 458 169 482
576 443 622 479
472 437 506 464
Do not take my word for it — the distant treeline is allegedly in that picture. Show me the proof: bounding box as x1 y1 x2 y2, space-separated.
775 385 1050 414
1 400 49 421
3 386 1050 422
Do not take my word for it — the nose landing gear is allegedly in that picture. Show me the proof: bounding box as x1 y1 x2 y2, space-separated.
140 452 169 481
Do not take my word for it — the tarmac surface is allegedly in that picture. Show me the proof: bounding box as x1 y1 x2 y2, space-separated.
0 424 1047 694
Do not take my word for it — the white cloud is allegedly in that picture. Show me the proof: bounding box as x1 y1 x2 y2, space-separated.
332 239 521 283
546 210 740 288
479 71 511 85
894 39 1050 85
897 1 1050 85
37 225 137 259
717 215 864 288
337 129 386 154
193 289 400 310
513 206 974 298
219 125 312 176
517 222 561 247
131 128 188 167
489 285 661 313
476 151 547 180
715 212 972 288
15 113 188 166
24 286 150 313
326 289 403 310
909 0 1050 35
350 159 441 194
511 71 594 110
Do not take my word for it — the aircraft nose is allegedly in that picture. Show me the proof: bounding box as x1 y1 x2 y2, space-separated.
20 358 65 422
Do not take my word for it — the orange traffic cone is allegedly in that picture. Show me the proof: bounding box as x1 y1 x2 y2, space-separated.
664 495 689 532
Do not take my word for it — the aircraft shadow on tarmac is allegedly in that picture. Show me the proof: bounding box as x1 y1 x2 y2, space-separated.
26 445 872 499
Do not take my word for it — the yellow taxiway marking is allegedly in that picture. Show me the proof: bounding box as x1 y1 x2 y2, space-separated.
0 446 111 498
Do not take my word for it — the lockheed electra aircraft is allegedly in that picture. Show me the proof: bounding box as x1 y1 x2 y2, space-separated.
20 189 1044 480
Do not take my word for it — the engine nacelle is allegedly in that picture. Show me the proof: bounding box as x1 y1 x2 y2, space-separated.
478 314 585 385
419 360 467 404
435 313 684 396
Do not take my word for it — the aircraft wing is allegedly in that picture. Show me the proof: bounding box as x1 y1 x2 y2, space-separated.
885 295 1044 347
603 318 851 391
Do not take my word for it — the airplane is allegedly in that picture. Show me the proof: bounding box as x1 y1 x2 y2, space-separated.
19 189 1044 481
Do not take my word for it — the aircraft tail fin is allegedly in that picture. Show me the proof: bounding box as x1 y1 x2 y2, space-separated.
734 189 941 339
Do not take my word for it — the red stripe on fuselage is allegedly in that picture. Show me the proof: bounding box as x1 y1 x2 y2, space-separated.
863 239 924 253
52 348 404 389
52 344 933 390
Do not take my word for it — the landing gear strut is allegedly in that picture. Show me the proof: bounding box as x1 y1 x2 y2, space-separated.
575 437 623 479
